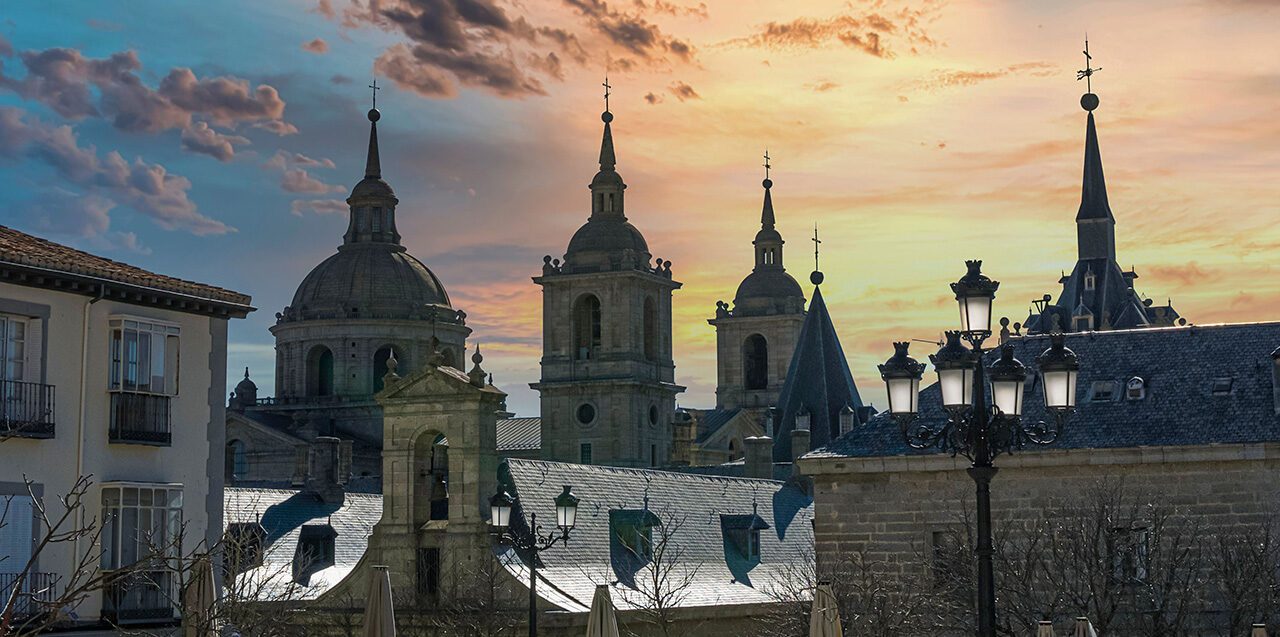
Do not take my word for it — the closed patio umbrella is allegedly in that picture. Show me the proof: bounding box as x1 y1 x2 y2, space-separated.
181 555 217 637
809 582 843 637
585 584 621 637
363 565 396 637
1252 624 1268 637
1036 620 1055 637
1074 617 1097 637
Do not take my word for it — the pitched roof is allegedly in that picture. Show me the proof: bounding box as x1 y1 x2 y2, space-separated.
0 224 253 314
498 458 814 613
808 323 1280 460
496 417 541 452
223 487 382 600
772 284 864 461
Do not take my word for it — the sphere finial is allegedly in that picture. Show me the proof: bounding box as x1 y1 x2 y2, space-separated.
1080 93 1099 112
810 270 824 286
368 108 381 122
601 111 614 123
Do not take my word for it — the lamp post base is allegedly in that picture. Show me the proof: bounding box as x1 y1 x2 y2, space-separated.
968 465 998 637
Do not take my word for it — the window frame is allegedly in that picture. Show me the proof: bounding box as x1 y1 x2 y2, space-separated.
108 317 181 396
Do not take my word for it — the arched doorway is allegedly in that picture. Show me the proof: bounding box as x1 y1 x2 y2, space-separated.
574 294 602 360
743 334 768 390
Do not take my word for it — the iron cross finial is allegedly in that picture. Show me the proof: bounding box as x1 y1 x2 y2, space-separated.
602 75 612 112
763 149 771 180
812 223 822 271
1076 37 1101 93
369 78 381 109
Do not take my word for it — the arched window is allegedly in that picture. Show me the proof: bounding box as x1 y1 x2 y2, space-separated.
574 295 602 360
743 334 768 390
226 440 247 481
413 432 449 524
307 345 334 397
747 335 762 391
643 297 657 361
373 345 402 393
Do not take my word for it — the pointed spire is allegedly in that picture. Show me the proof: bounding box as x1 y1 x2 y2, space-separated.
365 107 382 179
598 111 616 171
761 150 776 230
1077 109 1112 221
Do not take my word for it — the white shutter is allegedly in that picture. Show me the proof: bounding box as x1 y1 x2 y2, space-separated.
0 495 33 574
25 318 42 383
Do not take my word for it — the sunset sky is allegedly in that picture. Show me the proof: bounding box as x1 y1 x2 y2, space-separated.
3 0 1279 415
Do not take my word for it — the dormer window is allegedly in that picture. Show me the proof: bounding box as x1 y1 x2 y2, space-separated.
1125 377 1146 401
1074 315 1093 331
1211 377 1234 395
225 522 266 575
838 404 856 436
721 513 769 561
795 406 811 432
610 510 661 560
1089 380 1117 402
294 524 336 584
1084 272 1096 291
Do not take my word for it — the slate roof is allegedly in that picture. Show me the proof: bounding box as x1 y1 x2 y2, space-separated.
772 283 864 461
808 323 1280 460
223 487 382 600
496 417 542 452
680 407 741 444
497 458 814 613
0 224 252 308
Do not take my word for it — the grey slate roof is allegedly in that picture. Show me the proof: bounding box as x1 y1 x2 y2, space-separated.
808 323 1280 460
223 487 382 600
772 284 865 461
496 417 542 452
680 407 741 444
497 458 814 613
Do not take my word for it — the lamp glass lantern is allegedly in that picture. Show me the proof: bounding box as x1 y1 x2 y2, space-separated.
1036 333 1081 412
951 260 1000 338
879 342 925 417
554 485 580 530
931 331 975 410
489 487 514 530
988 345 1027 418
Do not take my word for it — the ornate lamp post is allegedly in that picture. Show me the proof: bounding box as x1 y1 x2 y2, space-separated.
878 260 1080 637
490 484 580 637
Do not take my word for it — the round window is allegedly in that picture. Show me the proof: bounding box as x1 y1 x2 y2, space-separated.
576 403 596 425
649 405 659 425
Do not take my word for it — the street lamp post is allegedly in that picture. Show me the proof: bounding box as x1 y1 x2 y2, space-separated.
489 484 581 637
878 260 1081 637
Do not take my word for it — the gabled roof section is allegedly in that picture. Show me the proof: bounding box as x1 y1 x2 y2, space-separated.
808 323 1280 461
0 225 253 317
497 458 813 613
772 284 863 461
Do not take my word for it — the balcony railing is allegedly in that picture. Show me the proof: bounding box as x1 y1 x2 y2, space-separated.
102 569 175 624
109 392 171 446
0 379 55 439
0 571 57 618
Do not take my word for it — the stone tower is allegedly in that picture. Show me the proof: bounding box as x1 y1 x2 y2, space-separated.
708 168 806 410
532 100 683 468
270 105 471 418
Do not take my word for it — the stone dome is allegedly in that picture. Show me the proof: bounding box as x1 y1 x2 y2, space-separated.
735 268 804 302
566 218 650 258
350 176 395 200
288 244 451 321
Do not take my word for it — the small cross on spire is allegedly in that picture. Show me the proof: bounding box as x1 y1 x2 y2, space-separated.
763 149 771 180
1076 37 1101 93
812 223 821 271
602 75 612 113
369 78 381 109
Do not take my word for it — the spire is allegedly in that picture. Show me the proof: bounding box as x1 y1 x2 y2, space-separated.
587 77 626 221
365 107 382 179
1076 39 1110 222
343 80 401 246
761 150 775 229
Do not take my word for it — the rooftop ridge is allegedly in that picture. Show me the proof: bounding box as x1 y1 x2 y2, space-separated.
506 457 786 486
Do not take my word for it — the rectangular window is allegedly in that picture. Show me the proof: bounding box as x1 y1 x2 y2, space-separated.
109 319 180 395
0 314 27 381
1110 526 1150 585
580 443 592 465
371 207 382 232
416 548 440 599
1211 377 1234 395
650 444 657 467
1088 380 1117 402
748 529 761 558
100 484 182 623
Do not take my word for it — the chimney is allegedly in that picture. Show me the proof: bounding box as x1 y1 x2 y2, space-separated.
790 428 811 464
744 436 773 480
299 436 351 504
1271 346 1280 415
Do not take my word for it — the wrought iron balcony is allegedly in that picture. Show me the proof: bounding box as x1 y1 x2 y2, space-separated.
0 571 57 618
102 569 175 624
109 391 172 446
0 379 55 439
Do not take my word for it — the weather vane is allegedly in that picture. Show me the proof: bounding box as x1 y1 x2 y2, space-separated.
1076 37 1100 93
602 75 611 112
763 149 771 181
369 77 381 109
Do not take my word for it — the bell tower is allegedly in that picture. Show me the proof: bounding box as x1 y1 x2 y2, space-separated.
532 84 684 468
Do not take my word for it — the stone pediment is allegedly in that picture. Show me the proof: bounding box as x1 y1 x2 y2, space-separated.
376 363 505 404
